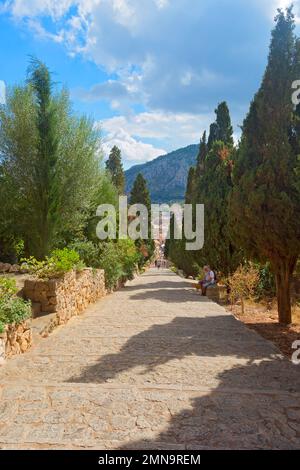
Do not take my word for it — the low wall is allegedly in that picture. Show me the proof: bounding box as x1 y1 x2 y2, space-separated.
206 284 228 304
0 320 32 362
0 262 25 273
23 268 106 335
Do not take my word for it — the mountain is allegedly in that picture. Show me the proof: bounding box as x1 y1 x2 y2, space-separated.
125 144 199 203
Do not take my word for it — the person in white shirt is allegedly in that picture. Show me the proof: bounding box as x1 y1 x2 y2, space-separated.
198 265 216 295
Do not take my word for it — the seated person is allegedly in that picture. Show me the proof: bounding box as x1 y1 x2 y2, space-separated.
198 265 216 295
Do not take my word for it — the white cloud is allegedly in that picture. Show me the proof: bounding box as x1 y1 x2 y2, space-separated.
2 0 75 18
102 127 166 166
100 110 213 166
102 111 212 144
1 0 296 166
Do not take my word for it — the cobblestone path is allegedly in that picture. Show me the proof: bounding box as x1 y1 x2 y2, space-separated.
0 269 300 449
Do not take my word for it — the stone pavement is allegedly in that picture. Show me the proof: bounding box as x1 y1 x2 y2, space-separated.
0 269 300 450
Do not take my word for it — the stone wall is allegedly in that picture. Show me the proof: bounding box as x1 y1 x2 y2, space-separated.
206 284 228 304
0 262 26 273
0 320 32 362
23 268 106 335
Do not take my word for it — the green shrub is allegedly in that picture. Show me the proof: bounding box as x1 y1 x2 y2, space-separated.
255 263 276 298
22 248 85 279
0 277 18 297
0 297 32 333
98 242 124 290
98 240 140 290
68 240 100 268
0 277 31 333
117 239 141 282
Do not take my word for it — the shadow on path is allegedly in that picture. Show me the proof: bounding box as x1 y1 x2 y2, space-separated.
67 315 289 385
120 359 300 450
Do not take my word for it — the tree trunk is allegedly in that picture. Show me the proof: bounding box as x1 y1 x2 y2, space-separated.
241 297 245 315
274 258 296 325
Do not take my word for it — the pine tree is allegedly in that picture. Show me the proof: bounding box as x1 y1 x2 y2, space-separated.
208 102 234 150
106 146 125 195
230 8 300 324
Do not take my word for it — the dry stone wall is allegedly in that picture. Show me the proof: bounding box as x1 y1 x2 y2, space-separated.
0 320 32 362
23 268 106 335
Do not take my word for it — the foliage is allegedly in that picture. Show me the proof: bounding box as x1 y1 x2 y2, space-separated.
196 141 241 277
129 173 155 264
0 58 101 260
230 8 300 324
195 131 207 179
68 241 100 268
106 146 125 195
228 264 260 314
207 102 234 150
98 240 140 290
116 239 141 281
83 172 119 244
167 105 241 279
22 248 84 279
0 277 31 333
129 173 151 209
0 277 18 297
254 262 276 299
185 167 196 205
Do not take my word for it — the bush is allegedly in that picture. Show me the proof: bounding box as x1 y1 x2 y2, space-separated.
98 242 124 290
255 262 276 298
98 240 141 290
0 277 18 297
22 248 85 279
228 264 260 314
0 277 31 333
68 240 101 268
117 239 141 281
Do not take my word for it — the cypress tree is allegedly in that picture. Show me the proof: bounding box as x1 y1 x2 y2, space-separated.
230 8 300 324
130 173 151 211
196 131 208 179
0 59 101 260
130 173 154 261
198 141 239 277
185 167 196 204
208 102 234 150
106 146 125 195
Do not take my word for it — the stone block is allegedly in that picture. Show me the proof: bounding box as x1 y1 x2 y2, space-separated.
206 285 228 304
31 302 42 318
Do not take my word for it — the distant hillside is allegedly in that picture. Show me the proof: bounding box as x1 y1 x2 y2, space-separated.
125 144 199 203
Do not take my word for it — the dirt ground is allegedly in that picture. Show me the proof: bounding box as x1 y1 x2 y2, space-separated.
228 299 300 359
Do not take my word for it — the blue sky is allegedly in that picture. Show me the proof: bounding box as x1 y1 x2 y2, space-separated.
0 0 299 169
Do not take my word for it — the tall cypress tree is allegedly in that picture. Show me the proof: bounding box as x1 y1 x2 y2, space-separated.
28 58 58 258
106 146 125 195
198 141 239 276
129 173 154 261
208 102 234 150
230 8 300 324
185 167 196 204
196 131 208 179
130 173 151 211
0 59 101 259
